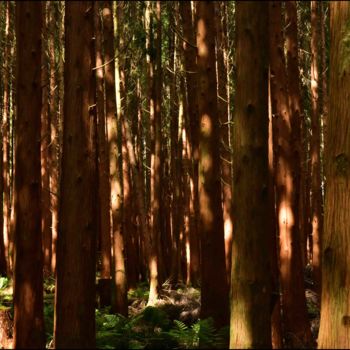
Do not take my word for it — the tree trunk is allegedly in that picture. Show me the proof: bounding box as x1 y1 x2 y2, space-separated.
108 1 128 316
285 1 306 273
13 2 45 347
54 2 97 348
179 1 200 287
2 1 11 275
310 0 323 295
268 69 283 349
95 2 112 285
269 2 313 348
215 1 233 285
196 1 229 329
230 3 271 348
48 1 59 276
318 3 350 348
41 3 53 277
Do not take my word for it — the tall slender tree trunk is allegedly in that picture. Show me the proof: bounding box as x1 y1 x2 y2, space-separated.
41 3 53 277
108 1 128 316
14 2 45 347
268 69 283 349
196 1 229 329
179 1 200 287
0 128 7 276
230 3 271 348
145 0 159 305
269 2 313 347
148 0 163 298
310 0 323 295
2 1 11 275
48 1 59 275
95 2 112 285
215 1 233 285
318 3 350 348
54 2 97 347
285 1 305 274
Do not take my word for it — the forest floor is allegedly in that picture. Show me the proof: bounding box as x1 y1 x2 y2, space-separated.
0 271 320 349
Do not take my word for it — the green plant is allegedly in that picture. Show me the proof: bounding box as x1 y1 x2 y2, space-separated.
166 318 229 349
0 277 9 290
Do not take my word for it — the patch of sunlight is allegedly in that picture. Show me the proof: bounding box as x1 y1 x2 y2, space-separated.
201 114 212 136
197 19 208 57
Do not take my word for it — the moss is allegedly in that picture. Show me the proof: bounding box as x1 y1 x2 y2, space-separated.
335 153 349 177
340 19 350 74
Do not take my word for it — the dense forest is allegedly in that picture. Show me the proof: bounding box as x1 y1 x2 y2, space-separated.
0 1 349 349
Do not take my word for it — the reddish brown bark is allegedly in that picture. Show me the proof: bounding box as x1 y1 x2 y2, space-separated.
108 1 128 316
14 2 45 347
41 3 53 277
2 1 12 275
179 1 201 287
95 2 112 282
215 1 233 285
48 1 59 275
197 1 229 329
54 2 97 347
318 3 350 348
230 3 271 347
269 2 313 347
311 1 323 294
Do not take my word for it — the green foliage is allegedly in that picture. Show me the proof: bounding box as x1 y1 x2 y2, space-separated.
166 318 229 349
0 276 9 290
128 283 149 301
44 301 54 348
95 306 228 350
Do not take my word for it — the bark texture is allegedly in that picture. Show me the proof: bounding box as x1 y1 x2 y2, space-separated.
230 3 271 348
54 2 97 348
318 3 350 348
196 1 229 329
14 2 45 348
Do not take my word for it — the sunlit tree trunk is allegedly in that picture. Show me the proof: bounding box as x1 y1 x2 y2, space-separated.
179 1 200 287
285 1 305 273
311 0 323 294
13 2 45 347
2 1 11 275
54 2 97 347
168 4 181 286
41 3 52 277
268 70 283 349
269 2 313 347
0 130 7 276
109 1 128 316
197 1 229 329
95 2 112 286
318 3 350 348
215 1 233 285
48 1 59 275
230 3 271 348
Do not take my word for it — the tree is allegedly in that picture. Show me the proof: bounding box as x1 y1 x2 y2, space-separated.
41 2 52 276
2 1 11 274
94 1 112 286
196 1 229 329
54 2 97 347
179 0 200 287
215 1 233 284
318 2 350 348
310 0 323 294
230 2 271 348
268 2 313 347
13 2 45 347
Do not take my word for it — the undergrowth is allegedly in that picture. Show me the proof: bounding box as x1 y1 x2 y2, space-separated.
0 278 228 349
